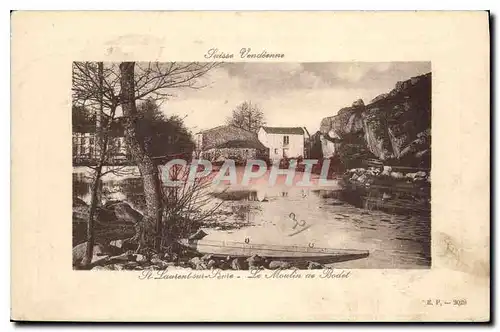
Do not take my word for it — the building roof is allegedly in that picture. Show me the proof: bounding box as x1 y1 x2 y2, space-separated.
215 139 267 150
197 125 254 135
261 126 305 135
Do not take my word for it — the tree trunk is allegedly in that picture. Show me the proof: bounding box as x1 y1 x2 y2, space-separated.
119 62 163 251
82 62 104 266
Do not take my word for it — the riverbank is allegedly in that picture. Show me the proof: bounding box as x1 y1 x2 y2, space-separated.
338 166 431 216
73 165 431 269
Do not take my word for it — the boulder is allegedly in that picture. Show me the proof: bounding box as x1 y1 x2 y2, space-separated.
134 254 148 263
357 174 368 183
352 99 365 107
231 257 246 270
247 255 265 269
268 261 292 269
201 254 213 261
207 259 217 269
390 172 404 179
72 242 109 267
307 261 323 270
189 257 202 266
104 201 143 224
151 257 169 268
91 265 114 271
381 166 392 176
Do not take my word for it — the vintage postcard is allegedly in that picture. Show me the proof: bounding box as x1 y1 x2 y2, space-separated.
11 11 490 322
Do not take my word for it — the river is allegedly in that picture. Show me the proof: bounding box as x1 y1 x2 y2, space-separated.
73 166 431 269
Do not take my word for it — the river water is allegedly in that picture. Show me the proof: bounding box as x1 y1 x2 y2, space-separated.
73 166 431 269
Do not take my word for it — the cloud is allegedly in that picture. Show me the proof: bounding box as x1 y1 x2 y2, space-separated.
163 61 432 133
219 62 431 96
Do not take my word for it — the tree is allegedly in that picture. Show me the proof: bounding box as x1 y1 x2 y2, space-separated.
136 98 195 163
226 101 266 132
73 61 217 255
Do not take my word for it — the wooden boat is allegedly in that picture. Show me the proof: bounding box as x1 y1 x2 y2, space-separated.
177 238 369 264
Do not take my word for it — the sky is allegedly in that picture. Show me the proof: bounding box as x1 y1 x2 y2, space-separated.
160 62 431 135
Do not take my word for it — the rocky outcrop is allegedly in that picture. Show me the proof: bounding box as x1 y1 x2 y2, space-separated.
319 73 431 167
320 99 364 137
72 200 143 246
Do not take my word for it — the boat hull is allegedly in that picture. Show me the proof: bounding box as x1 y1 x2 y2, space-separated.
178 239 369 264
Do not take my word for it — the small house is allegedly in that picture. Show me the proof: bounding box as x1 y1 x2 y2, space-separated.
257 126 306 162
195 125 268 164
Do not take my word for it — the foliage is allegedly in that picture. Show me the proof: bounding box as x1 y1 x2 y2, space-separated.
225 101 266 133
72 105 96 133
136 98 195 163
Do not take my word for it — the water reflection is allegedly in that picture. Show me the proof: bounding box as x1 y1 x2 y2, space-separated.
73 168 431 269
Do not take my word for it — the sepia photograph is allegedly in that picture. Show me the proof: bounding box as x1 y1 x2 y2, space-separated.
72 61 432 271
11 11 489 322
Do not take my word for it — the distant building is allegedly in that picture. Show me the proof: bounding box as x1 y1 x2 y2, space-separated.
72 116 129 166
195 125 268 163
73 133 128 165
257 126 306 162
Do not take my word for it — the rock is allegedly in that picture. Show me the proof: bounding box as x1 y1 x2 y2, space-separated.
195 262 208 270
382 192 392 200
189 257 208 270
352 99 365 107
390 172 404 179
151 257 169 268
134 254 148 263
72 242 110 267
189 257 202 266
91 265 113 271
104 201 143 224
319 73 431 162
268 261 292 269
109 240 125 248
381 166 392 176
123 261 139 269
357 174 368 183
201 254 213 261
247 255 265 268
113 264 125 271
370 93 389 104
415 149 429 160
231 257 246 270
207 259 217 269
73 197 88 207
307 261 323 270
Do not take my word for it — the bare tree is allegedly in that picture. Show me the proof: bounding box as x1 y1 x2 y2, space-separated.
73 61 218 254
161 164 226 248
226 101 266 132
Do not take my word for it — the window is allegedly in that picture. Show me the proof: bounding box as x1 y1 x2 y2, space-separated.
72 137 77 155
274 148 278 154
283 135 289 145
80 137 86 154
